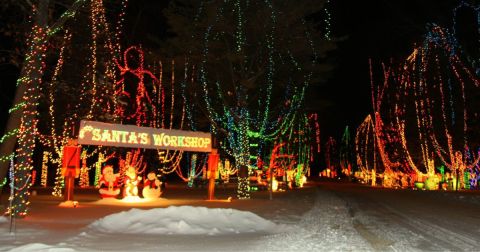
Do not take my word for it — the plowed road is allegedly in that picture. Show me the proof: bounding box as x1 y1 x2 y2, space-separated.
320 182 480 251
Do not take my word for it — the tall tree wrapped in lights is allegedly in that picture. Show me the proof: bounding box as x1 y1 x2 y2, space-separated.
366 12 480 187
271 112 321 183
163 0 333 199
325 136 337 173
340 126 353 175
397 24 480 186
355 115 376 182
38 0 125 196
3 0 87 217
2 0 126 215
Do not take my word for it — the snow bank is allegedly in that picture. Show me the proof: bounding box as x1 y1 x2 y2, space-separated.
89 206 280 235
8 243 75 252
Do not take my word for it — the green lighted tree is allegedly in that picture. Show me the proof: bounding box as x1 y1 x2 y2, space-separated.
340 125 354 174
162 0 334 199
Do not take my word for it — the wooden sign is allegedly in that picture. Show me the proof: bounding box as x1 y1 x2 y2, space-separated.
78 120 212 152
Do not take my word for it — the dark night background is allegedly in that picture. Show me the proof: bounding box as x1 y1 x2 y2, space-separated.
0 0 473 145
319 0 469 140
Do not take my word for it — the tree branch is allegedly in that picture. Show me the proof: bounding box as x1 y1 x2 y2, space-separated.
47 0 87 36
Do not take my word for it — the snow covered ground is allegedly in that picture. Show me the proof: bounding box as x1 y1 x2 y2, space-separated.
0 184 372 251
4 181 479 251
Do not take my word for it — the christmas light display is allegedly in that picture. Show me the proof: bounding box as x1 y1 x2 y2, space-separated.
79 150 90 188
114 46 156 125
323 0 332 40
94 152 116 187
193 0 323 198
121 150 145 197
1 0 330 217
465 148 480 189
355 115 375 183
98 165 120 198
308 113 321 153
219 159 237 184
143 171 163 199
44 0 123 198
237 177 250 199
78 120 212 151
0 2 87 199
84 0 120 120
52 152 64 197
266 142 294 195
186 154 197 187
4 0 124 213
94 153 104 187
340 126 353 176
177 153 208 184
114 46 189 177
40 151 49 187
413 25 480 182
10 20 50 215
357 3 480 189
7 157 15 221
0 178 6 190
43 30 75 196
369 61 406 176
325 137 337 174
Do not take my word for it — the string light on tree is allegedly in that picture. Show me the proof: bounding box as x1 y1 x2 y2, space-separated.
40 151 49 187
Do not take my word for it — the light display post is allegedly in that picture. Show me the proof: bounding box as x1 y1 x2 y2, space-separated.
207 149 219 200
61 140 81 202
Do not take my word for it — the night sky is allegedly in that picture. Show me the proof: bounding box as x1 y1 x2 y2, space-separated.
320 0 466 139
0 0 471 141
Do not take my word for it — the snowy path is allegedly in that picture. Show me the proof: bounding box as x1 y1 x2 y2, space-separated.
252 189 371 251
322 182 480 251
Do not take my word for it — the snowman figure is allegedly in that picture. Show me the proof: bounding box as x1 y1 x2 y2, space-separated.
142 171 163 199
98 165 120 198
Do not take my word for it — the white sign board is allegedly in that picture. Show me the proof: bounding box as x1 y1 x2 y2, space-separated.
78 120 212 152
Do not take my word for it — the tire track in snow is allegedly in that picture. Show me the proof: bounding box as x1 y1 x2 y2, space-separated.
328 184 480 251
255 188 372 251
380 203 480 251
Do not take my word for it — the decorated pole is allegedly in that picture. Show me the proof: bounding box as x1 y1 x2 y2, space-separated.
61 139 81 202
268 143 285 200
207 149 219 200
